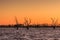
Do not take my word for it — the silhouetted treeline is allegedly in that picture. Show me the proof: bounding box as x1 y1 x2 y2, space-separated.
0 24 60 30
0 17 60 30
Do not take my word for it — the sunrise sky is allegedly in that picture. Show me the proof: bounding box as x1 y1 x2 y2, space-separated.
0 0 60 25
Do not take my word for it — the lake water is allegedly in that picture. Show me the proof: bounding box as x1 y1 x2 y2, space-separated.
0 27 60 40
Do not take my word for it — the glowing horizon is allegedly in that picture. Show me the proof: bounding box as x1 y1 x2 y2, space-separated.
0 0 60 25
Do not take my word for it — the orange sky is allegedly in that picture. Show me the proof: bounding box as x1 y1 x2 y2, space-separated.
0 0 60 25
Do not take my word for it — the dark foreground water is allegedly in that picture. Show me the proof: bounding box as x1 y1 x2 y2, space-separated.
0 27 60 40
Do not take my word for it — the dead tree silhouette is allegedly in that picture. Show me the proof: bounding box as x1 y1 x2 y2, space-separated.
15 16 19 30
51 17 58 29
24 17 31 30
